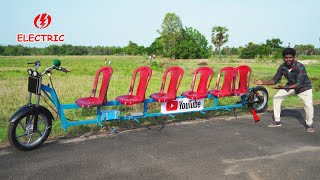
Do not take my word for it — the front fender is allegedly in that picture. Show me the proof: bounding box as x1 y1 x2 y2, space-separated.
9 104 54 123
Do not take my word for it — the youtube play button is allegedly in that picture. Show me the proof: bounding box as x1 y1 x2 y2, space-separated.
166 101 178 111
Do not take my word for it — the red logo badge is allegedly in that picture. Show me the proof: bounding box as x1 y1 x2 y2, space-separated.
166 101 178 111
34 13 52 29
17 13 64 43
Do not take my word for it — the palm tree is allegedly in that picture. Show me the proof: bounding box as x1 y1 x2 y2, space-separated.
211 26 229 60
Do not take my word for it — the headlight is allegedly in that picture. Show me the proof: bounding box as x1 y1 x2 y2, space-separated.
32 71 39 77
27 69 33 76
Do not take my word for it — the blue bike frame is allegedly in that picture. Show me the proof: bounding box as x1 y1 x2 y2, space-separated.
41 84 247 132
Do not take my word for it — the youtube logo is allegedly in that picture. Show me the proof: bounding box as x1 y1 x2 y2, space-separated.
161 98 204 114
166 101 178 111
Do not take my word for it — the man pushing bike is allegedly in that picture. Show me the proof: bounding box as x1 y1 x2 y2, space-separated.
255 47 314 132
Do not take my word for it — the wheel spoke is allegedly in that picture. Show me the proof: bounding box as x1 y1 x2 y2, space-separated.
18 122 26 131
16 133 28 139
36 129 43 136
37 119 45 124
27 134 34 145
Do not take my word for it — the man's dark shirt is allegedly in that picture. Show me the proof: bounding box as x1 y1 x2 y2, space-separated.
272 60 312 94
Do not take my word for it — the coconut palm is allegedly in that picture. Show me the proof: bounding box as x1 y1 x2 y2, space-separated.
211 26 229 60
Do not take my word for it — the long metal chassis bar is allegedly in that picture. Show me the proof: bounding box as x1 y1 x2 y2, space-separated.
42 84 247 131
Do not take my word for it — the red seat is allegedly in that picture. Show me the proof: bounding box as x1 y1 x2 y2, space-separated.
181 67 214 100
208 67 236 97
76 66 113 108
150 66 184 102
116 66 152 105
233 65 252 96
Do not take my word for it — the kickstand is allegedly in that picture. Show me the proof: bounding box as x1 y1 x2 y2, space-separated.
232 109 238 119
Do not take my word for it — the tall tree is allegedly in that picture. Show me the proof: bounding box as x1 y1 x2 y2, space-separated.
159 13 183 59
176 27 210 59
147 37 163 56
124 41 140 55
239 42 259 59
263 38 283 57
266 38 282 49
211 26 229 60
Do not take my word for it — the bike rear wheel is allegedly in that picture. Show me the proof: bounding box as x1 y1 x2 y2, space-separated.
248 86 269 113
8 112 52 151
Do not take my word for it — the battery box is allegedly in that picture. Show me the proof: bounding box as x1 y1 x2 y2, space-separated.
100 110 120 121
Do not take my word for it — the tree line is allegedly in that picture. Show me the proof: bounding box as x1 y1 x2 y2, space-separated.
1 13 319 59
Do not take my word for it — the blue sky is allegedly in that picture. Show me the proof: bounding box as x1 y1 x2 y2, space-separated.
1 0 319 48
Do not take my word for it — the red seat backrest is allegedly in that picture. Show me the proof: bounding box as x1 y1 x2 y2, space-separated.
91 66 113 103
129 66 152 99
190 67 214 94
214 67 236 92
161 66 184 95
235 65 252 91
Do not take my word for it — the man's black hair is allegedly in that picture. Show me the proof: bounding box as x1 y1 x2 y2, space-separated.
282 47 296 57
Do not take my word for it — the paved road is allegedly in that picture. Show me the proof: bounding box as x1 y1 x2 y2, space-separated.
1 105 319 180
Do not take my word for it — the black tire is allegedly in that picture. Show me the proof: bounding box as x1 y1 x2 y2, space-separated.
8 111 52 151
248 86 269 113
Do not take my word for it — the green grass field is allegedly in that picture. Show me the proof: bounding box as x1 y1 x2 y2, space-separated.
1 55 320 146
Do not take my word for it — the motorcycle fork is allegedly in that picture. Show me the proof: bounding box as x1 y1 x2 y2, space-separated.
27 92 41 132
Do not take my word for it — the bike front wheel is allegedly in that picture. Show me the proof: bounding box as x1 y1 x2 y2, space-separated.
8 112 52 151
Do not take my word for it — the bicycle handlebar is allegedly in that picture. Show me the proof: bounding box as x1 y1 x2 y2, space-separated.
40 65 71 76
28 60 70 77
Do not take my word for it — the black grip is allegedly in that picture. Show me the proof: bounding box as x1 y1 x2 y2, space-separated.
27 61 41 65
